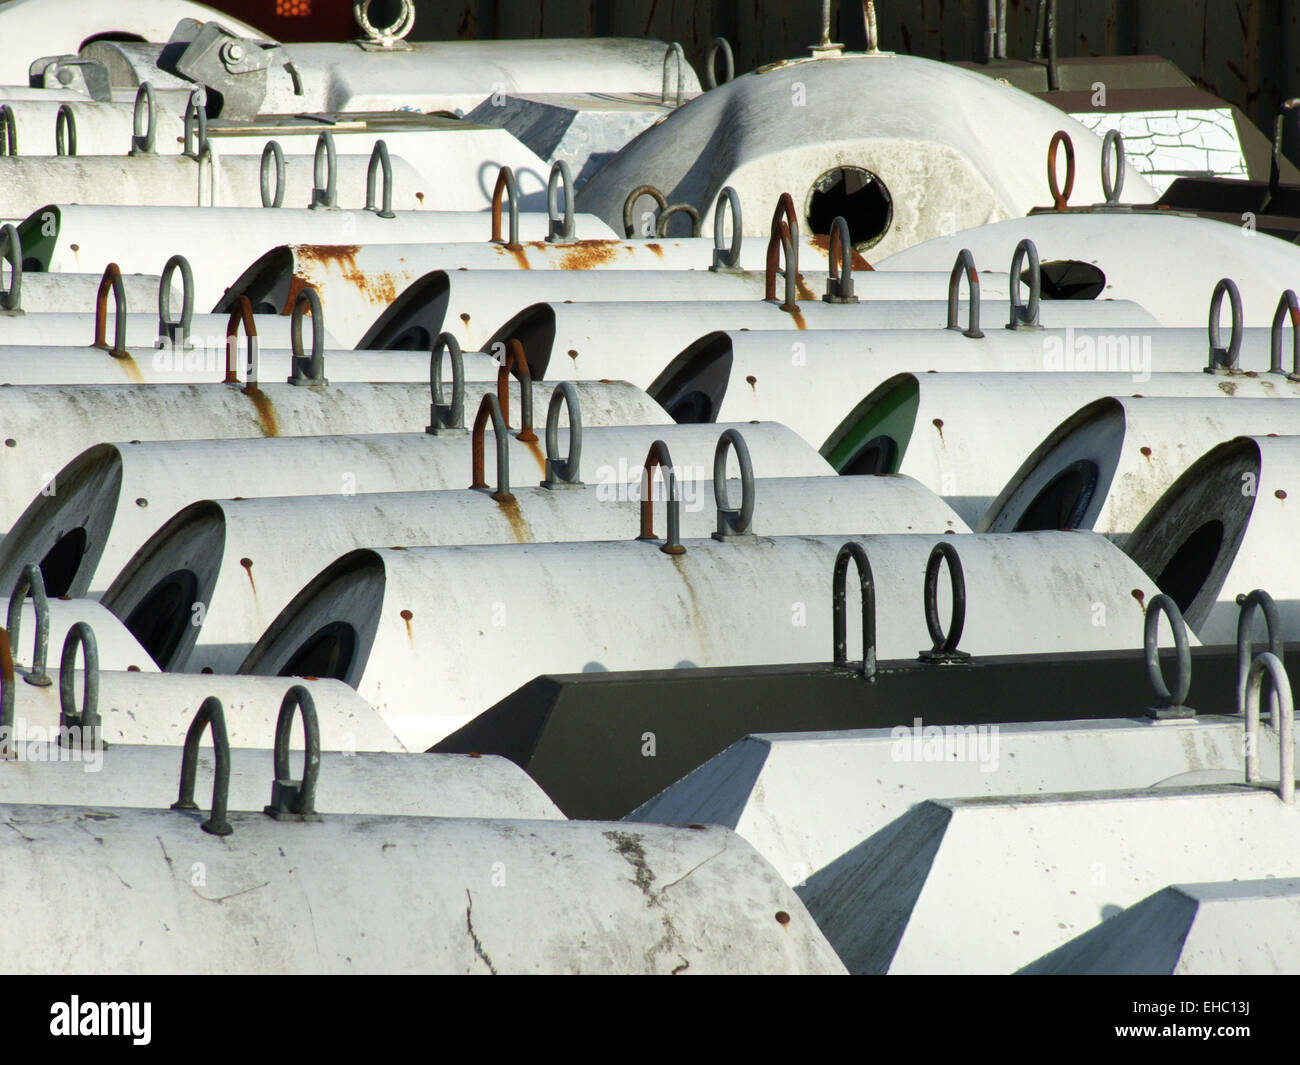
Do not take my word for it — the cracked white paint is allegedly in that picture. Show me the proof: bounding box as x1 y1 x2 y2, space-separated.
1070 108 1247 195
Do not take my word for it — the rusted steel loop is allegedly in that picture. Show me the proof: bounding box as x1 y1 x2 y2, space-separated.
225 294 260 389
1271 290 1300 377
499 338 537 442
765 221 798 310
92 263 129 358
171 696 234 836
832 542 877 680
491 166 521 249
1046 130 1075 211
470 392 514 503
638 441 686 555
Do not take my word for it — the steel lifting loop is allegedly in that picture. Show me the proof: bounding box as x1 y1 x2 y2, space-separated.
1100 129 1125 205
427 332 467 436
1243 652 1295 803
196 143 218 208
491 166 522 249
260 141 286 208
947 249 984 338
765 193 801 310
1007 238 1042 330
224 294 260 389
0 630 15 755
354 0 416 46
832 542 877 680
1205 278 1244 373
310 131 339 210
7 564 52 688
1046 130 1075 211
171 696 234 836
54 103 76 157
623 184 668 238
541 382 584 489
183 89 208 159
919 542 970 664
158 254 194 350
289 285 327 386
1272 290 1300 378
824 216 859 303
656 202 702 238
1236 590 1284 722
130 82 157 156
265 685 322 821
92 263 129 358
365 140 397 219
0 223 22 313
470 392 514 503
712 428 757 542
662 42 686 108
1143 593 1194 718
711 186 743 270
704 37 735 90
58 621 103 748
546 160 576 242
499 338 537 442
0 104 16 156
638 440 686 555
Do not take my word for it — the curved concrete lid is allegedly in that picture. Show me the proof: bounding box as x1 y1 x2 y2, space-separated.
879 211 1300 327
578 54 1153 257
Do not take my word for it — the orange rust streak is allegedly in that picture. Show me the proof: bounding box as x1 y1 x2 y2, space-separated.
244 388 280 437
240 557 256 593
786 307 807 330
496 496 532 543
113 352 144 383
400 608 414 644
645 242 665 259
811 232 873 271
520 435 546 474
522 239 621 270
794 273 815 301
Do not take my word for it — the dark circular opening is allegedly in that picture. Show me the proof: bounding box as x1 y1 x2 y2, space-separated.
668 390 714 423
1032 260 1106 300
124 568 199 669
805 166 893 249
279 621 358 682
253 299 279 315
1014 460 1100 531
1155 520 1225 614
842 435 897 476
39 527 87 599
